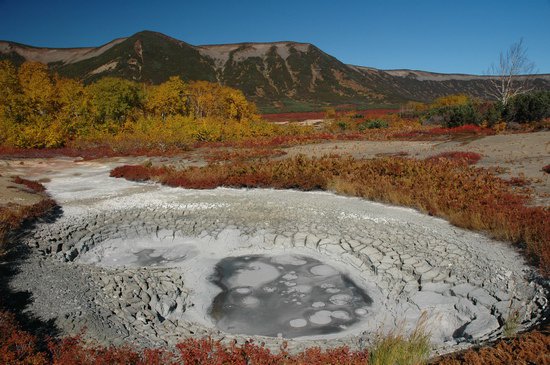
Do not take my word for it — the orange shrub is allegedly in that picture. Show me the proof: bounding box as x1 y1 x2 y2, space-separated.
426 151 482 165
434 331 550 365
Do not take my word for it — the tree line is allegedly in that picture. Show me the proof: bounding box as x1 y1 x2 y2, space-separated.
0 61 261 148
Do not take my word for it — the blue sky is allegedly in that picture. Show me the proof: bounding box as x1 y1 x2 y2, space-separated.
1 0 549 74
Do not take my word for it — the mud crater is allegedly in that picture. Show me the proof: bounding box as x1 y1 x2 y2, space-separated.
7 161 548 353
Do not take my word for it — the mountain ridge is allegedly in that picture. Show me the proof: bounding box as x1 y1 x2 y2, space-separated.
2 30 549 112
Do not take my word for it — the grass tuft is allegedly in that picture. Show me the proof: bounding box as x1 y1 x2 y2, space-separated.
369 313 431 365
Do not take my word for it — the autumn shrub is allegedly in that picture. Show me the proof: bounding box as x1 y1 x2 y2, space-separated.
422 94 504 128
206 148 286 163
0 311 49 365
542 164 550 174
358 119 389 131
12 176 46 193
434 330 550 365
0 199 57 255
504 91 550 123
393 124 494 140
426 151 482 165
112 155 550 275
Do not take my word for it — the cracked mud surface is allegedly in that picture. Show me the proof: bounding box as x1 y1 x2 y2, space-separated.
3 158 548 354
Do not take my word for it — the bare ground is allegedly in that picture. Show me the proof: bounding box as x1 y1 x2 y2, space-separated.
282 131 550 206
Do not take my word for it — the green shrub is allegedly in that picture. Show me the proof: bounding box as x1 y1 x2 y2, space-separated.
337 121 349 131
504 91 550 123
434 104 482 128
358 119 389 130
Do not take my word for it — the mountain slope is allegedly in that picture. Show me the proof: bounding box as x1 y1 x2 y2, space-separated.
2 30 549 112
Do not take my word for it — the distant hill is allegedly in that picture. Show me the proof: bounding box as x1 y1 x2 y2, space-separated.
2 30 549 112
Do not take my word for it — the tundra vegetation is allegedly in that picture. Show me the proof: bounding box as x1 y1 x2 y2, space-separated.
1 60 550 364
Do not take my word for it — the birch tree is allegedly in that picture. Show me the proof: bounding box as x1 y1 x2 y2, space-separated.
487 39 536 105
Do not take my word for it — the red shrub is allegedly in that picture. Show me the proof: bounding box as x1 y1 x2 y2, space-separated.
0 311 49 364
393 124 494 140
12 176 46 193
109 165 171 182
262 109 397 122
435 331 550 364
543 164 550 174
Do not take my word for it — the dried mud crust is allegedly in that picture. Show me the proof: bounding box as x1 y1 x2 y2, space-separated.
10 182 548 354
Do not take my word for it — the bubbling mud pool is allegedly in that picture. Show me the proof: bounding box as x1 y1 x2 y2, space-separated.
210 254 372 338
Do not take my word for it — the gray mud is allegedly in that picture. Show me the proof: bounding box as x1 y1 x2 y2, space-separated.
210 254 372 338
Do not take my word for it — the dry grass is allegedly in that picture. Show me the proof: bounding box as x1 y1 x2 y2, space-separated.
370 314 431 365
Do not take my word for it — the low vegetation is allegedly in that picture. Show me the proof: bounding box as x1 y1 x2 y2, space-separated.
401 92 550 128
111 155 550 275
435 330 550 365
369 314 431 365
0 185 56 256
425 151 482 165
1 296 548 364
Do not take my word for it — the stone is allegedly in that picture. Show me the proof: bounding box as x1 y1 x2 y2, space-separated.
450 283 476 297
462 314 500 340
410 291 458 309
421 282 451 294
468 288 497 307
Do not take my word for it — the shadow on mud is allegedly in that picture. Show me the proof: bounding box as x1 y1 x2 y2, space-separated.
0 204 64 347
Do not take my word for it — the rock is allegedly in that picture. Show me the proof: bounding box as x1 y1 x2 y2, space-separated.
450 283 476 297
455 298 489 320
468 288 497 307
420 269 440 284
462 314 500 340
410 291 458 309
421 282 451 294
492 300 513 319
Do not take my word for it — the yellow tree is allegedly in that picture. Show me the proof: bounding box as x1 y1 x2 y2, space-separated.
0 61 22 141
220 87 257 121
87 77 143 128
187 81 221 119
55 76 90 139
0 60 20 110
17 61 56 118
145 76 188 120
